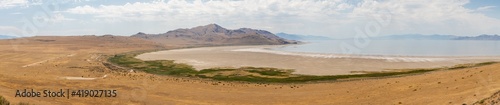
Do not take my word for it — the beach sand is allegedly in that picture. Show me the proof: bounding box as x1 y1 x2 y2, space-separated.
136 45 500 75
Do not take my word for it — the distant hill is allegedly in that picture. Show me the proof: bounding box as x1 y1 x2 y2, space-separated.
275 32 332 40
375 34 500 40
374 34 457 40
131 24 298 46
453 34 500 40
0 35 17 39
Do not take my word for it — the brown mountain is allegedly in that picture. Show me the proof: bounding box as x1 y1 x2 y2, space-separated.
131 24 297 46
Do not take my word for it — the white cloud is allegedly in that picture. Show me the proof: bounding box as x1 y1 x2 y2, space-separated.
346 0 500 36
0 0 42 9
49 13 75 23
65 0 353 21
60 0 500 37
0 0 29 9
476 6 496 11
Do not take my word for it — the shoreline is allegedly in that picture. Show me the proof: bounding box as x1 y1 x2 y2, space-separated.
136 45 500 75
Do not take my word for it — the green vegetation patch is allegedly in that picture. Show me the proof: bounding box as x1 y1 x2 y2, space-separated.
0 95 30 105
108 54 197 76
448 61 497 70
246 67 293 76
0 95 9 105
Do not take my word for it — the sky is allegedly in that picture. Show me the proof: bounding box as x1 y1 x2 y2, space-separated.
1 0 500 38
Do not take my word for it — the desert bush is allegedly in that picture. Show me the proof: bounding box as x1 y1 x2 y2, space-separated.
0 95 10 105
17 102 30 105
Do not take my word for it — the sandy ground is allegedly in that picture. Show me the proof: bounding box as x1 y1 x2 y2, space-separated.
136 45 500 75
0 36 499 105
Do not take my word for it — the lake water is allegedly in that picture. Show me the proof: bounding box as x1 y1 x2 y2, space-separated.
272 40 500 56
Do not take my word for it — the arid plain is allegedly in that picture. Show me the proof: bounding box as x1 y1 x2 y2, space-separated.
1 36 500 105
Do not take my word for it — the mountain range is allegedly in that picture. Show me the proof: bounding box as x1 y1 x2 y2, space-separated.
373 34 456 40
273 33 500 41
132 24 298 46
0 35 17 39
453 34 500 40
275 32 332 41
375 34 500 40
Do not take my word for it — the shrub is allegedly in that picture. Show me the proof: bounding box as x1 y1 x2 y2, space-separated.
17 102 30 105
0 95 10 105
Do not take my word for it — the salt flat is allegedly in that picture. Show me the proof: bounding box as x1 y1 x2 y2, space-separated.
136 45 500 75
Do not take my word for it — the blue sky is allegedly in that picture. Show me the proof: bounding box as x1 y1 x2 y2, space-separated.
1 0 500 38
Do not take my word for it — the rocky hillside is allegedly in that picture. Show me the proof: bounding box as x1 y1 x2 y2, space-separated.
131 24 297 46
